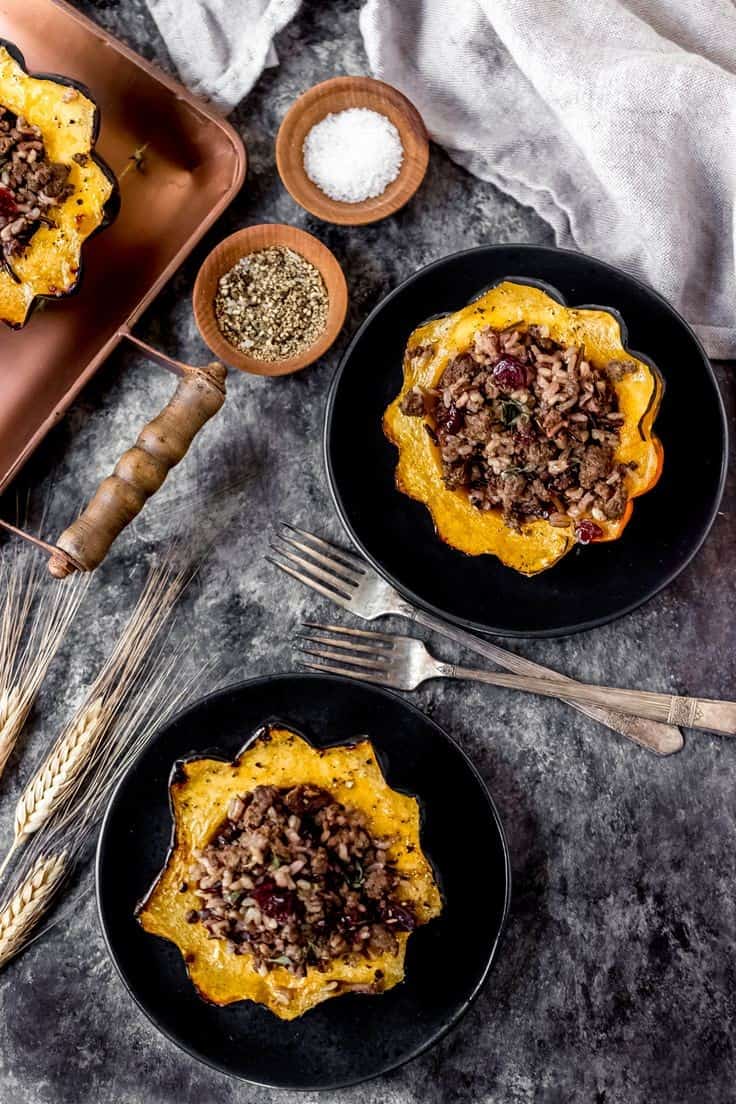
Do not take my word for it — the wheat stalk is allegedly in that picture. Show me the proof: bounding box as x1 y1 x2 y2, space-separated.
2 560 189 875
0 542 87 781
0 851 67 969
13 696 110 845
0 687 24 776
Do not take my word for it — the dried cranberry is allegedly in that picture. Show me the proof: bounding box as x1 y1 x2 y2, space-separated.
512 427 534 448
436 401 464 435
253 881 297 921
575 519 604 545
380 902 417 931
492 356 528 392
0 187 17 220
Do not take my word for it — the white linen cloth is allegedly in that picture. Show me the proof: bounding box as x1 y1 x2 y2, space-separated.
146 0 301 109
146 0 736 358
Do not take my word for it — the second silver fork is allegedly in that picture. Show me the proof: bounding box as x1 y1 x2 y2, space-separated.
299 624 736 736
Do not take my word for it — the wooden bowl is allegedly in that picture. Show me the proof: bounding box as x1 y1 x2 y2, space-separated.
193 224 348 376
275 76 429 226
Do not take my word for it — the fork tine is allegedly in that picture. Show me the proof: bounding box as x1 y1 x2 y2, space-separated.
298 658 396 688
280 523 368 572
276 530 364 585
302 621 397 644
266 556 352 609
298 643 390 671
300 631 393 656
269 546 354 598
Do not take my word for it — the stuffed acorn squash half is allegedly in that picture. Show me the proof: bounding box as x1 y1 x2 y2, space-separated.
137 724 442 1021
384 279 663 576
0 41 118 328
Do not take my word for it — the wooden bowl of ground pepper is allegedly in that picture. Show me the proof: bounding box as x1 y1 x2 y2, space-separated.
193 224 348 376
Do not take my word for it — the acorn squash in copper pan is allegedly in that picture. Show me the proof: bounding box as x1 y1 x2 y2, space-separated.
0 40 118 328
383 278 664 576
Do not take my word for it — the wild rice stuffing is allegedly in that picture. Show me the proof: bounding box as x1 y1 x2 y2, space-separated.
0 106 72 281
186 784 416 978
400 323 637 544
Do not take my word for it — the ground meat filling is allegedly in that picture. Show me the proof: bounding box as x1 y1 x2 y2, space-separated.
399 325 637 542
0 106 73 281
187 784 416 978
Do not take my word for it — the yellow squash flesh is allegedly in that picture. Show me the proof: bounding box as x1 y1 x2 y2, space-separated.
383 280 664 576
0 44 115 327
137 725 442 1021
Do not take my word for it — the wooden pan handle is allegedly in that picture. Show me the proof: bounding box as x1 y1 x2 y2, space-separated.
48 362 227 577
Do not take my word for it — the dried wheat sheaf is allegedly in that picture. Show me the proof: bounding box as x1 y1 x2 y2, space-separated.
0 558 205 967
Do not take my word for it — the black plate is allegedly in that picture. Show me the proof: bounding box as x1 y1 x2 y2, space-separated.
96 674 511 1090
324 244 728 637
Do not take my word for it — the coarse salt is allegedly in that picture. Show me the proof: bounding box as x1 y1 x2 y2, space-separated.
302 107 403 204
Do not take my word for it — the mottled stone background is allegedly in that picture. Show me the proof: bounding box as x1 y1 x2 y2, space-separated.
0 1 734 1102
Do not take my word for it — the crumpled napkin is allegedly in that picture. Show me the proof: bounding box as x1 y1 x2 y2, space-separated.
146 0 736 358
146 0 301 109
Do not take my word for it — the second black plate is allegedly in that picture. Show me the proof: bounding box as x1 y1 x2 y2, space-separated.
324 244 727 637
96 674 510 1090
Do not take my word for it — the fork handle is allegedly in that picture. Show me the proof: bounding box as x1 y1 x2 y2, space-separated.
446 664 736 735
411 609 683 755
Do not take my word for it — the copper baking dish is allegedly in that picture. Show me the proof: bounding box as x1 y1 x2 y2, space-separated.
0 0 246 571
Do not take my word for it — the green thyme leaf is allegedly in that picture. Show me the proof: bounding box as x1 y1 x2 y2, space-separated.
500 399 525 426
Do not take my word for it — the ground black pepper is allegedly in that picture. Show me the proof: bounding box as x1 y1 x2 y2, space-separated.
214 245 329 361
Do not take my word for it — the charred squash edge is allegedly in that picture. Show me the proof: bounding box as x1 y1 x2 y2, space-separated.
383 275 664 576
135 719 443 1020
0 39 119 329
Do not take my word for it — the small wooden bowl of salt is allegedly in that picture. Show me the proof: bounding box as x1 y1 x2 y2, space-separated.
276 76 429 226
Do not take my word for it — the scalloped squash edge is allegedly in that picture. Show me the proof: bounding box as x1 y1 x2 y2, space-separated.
136 724 443 1020
383 280 664 576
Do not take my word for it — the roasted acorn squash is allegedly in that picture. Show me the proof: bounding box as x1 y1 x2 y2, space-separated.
383 279 664 575
137 724 442 1021
0 41 118 328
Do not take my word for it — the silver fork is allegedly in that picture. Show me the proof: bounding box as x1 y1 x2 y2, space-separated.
267 523 683 756
298 624 736 736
